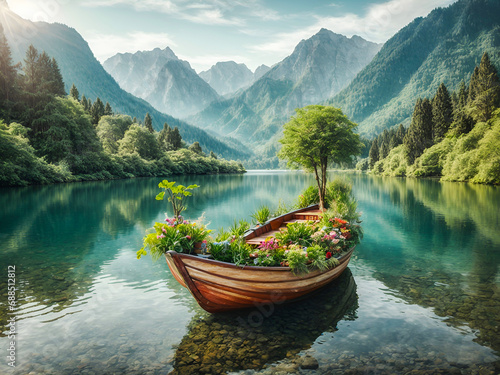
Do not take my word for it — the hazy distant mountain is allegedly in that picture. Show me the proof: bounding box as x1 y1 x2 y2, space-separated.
104 49 219 119
0 5 249 160
103 47 178 98
329 0 500 137
199 61 254 96
189 29 381 145
254 64 271 81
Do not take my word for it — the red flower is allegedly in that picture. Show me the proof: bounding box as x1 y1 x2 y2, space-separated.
326 252 332 259
185 235 191 240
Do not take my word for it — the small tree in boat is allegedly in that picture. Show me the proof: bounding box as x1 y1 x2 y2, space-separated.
278 105 362 211
156 180 199 222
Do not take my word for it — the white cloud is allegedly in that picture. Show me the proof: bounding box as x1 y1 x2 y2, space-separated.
85 31 177 62
83 0 279 27
251 0 457 55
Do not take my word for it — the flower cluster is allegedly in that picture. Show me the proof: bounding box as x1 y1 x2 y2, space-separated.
228 218 362 274
258 238 280 251
138 216 212 259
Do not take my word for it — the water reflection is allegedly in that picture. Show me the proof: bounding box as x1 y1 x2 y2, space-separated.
171 270 358 375
351 174 500 353
1 172 499 374
0 173 315 336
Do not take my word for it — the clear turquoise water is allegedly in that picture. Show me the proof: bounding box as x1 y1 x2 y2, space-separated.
1 171 499 374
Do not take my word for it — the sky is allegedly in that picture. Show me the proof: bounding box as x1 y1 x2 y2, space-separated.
7 0 457 73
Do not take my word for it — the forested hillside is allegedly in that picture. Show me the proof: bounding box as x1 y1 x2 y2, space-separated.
0 32 245 187
329 0 500 137
362 53 500 184
0 4 248 161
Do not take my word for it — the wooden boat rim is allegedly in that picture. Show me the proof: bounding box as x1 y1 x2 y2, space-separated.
166 246 355 273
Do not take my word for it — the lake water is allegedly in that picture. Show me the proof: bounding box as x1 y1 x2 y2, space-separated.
1 171 499 374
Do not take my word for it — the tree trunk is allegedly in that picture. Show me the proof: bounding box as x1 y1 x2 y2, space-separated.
312 164 325 211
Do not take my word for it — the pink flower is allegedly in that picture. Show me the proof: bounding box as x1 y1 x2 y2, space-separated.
162 227 167 233
186 235 191 240
202 240 207 244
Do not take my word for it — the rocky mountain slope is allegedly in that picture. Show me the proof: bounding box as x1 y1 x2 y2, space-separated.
188 29 381 146
329 0 500 137
104 48 219 119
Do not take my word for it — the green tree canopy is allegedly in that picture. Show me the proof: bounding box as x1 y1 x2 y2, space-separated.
278 105 361 210
189 141 203 155
96 114 132 154
118 123 160 160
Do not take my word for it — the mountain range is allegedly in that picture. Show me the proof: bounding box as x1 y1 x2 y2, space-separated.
188 29 381 149
0 3 249 161
329 0 500 137
2 0 499 167
103 48 220 118
199 61 270 97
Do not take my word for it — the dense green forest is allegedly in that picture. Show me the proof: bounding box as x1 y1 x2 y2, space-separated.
0 31 245 187
360 52 500 184
329 0 500 137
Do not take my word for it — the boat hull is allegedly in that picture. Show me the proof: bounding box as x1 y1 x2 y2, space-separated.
165 247 355 313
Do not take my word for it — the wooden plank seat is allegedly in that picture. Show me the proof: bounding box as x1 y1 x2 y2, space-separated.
244 205 324 247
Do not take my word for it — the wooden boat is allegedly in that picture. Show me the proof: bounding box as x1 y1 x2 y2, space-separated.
165 205 355 313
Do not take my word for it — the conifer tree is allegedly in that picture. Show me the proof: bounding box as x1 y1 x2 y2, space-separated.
144 112 154 133
0 23 18 103
452 110 474 135
395 123 406 144
170 126 183 150
90 97 105 125
81 94 90 112
388 135 398 150
70 84 79 101
104 102 113 116
432 83 453 143
49 57 65 96
158 122 172 151
368 138 379 169
451 80 473 135
404 98 433 164
474 52 500 121
23 45 40 96
468 66 480 105
456 80 468 113
379 141 389 160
